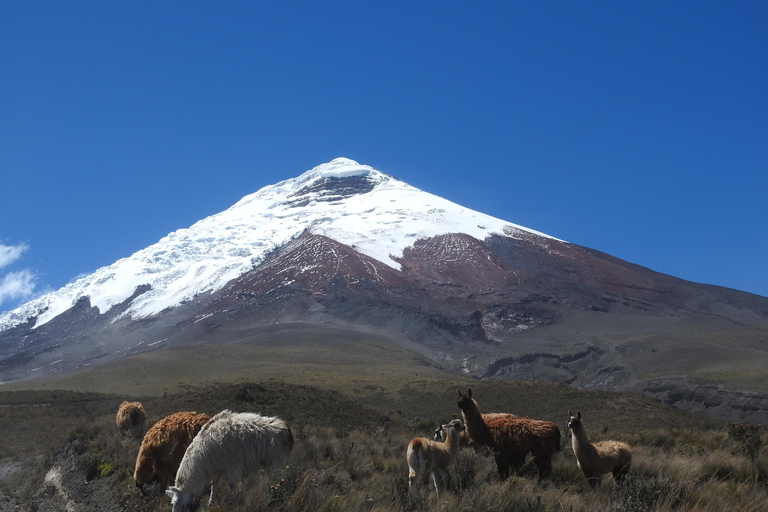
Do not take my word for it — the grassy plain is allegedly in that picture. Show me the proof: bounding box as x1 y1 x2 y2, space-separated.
0 327 766 511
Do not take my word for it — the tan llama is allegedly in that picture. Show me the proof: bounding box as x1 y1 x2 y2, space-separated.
567 410 632 489
406 419 465 495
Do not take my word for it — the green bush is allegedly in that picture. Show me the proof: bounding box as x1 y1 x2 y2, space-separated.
613 475 686 512
729 422 762 461
75 452 102 481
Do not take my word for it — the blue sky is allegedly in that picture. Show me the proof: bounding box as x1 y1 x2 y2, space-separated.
1 1 767 313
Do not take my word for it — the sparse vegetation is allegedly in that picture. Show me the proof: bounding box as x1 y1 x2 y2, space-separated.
0 380 766 511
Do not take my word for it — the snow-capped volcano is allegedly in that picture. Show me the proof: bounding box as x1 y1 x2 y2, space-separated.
3 157 768 425
0 158 553 332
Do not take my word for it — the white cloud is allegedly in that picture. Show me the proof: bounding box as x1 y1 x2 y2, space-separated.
0 242 28 269
0 269 36 305
0 242 39 310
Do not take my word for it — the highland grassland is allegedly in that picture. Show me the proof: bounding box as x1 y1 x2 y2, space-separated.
0 332 766 511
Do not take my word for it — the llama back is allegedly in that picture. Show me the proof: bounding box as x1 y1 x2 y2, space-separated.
135 411 211 488
175 410 293 493
527 417 561 453
485 416 557 446
593 439 632 471
484 416 530 452
116 401 146 434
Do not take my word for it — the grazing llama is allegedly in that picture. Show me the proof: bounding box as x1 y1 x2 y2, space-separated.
116 401 146 436
567 410 632 489
166 410 293 511
407 419 465 495
134 411 211 494
457 389 560 480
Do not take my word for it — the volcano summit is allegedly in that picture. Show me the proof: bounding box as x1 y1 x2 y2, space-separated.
0 158 553 331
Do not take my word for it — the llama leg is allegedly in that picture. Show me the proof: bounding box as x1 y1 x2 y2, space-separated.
431 471 441 495
208 479 219 506
407 448 421 489
535 454 553 481
432 469 449 494
512 450 527 474
587 474 602 490
494 453 510 479
613 462 630 483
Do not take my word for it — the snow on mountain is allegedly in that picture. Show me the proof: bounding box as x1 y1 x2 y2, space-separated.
0 158 556 332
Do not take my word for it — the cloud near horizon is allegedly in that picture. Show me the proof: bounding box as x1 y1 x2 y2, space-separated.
0 242 28 269
0 242 39 309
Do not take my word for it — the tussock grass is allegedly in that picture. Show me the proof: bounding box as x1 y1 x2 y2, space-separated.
2 380 767 511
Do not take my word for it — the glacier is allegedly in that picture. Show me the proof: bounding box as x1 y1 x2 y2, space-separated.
0 158 556 331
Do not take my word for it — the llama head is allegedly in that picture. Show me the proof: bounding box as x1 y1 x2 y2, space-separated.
443 419 465 433
433 423 445 442
166 486 192 512
567 410 582 430
457 388 476 412
133 454 155 488
441 419 465 443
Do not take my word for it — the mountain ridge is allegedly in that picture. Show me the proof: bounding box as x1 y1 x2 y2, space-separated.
1 158 767 425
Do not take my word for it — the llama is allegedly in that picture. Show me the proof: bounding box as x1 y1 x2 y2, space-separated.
407 419 465 495
567 410 632 489
116 401 146 436
457 389 560 480
434 422 446 442
166 410 294 511
134 411 211 494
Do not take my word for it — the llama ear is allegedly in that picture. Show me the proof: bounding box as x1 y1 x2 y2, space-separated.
467 388 472 398
568 410 572 417
577 411 582 419
457 389 462 397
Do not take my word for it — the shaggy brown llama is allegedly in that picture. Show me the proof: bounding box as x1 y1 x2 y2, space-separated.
407 419 465 495
567 410 632 489
116 401 146 436
134 411 211 494
457 388 560 480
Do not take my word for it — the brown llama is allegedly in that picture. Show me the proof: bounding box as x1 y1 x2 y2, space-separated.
407 419 465 495
567 410 632 489
116 401 146 436
134 411 211 494
457 389 560 480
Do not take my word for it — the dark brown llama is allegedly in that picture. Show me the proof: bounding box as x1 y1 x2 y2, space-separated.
457 388 561 480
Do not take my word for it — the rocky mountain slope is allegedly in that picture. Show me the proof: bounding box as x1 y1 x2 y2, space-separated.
1 158 767 424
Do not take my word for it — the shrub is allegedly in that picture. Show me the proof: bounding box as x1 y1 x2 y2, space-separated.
266 465 304 507
612 475 686 512
729 422 762 461
452 450 477 492
75 452 101 481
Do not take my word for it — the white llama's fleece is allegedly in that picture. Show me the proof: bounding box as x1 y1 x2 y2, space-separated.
166 409 293 511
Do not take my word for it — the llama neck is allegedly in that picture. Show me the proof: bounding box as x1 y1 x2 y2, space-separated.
444 428 460 452
174 442 212 495
461 403 484 431
442 429 463 465
570 424 591 455
461 401 495 447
